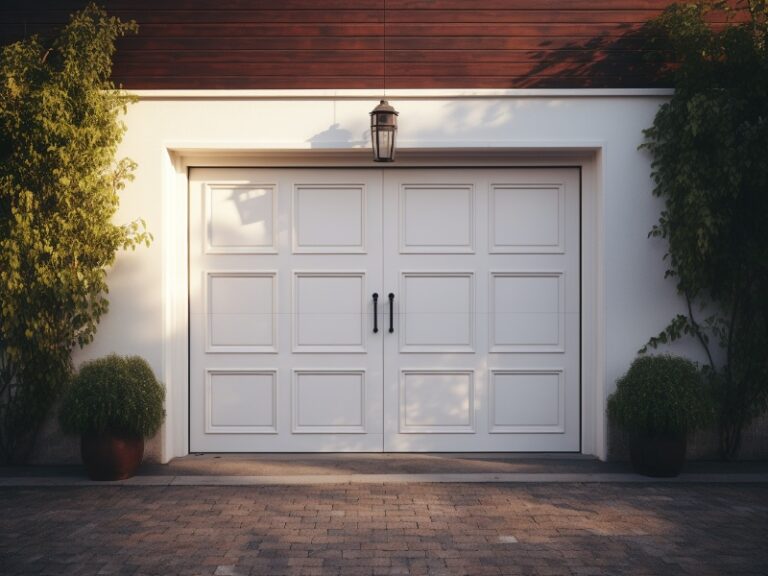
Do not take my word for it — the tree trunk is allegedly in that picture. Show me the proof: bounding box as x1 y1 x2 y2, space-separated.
719 418 742 461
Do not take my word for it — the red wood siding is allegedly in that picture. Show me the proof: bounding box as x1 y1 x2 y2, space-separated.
0 1 743 89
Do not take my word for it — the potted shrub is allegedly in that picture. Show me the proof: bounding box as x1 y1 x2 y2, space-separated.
60 355 165 480
608 355 711 477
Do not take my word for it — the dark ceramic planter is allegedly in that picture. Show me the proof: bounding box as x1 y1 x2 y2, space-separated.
81 433 144 481
629 430 687 478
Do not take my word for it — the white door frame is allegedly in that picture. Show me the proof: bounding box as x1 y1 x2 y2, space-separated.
159 146 606 462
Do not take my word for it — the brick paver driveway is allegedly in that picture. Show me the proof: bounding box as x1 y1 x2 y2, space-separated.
1 483 767 576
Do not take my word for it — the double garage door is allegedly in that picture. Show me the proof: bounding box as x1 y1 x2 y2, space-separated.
189 167 580 452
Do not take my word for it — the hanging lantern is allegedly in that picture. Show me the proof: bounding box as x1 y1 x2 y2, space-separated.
370 100 398 162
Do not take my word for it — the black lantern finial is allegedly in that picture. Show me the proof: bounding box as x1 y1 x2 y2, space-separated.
370 100 398 162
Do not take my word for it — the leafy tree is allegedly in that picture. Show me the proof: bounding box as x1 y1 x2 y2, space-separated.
641 0 768 459
0 4 149 463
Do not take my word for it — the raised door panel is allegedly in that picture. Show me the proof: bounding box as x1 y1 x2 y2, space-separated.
489 183 564 254
293 272 367 353
400 184 474 253
206 272 277 353
399 370 475 433
205 182 277 254
400 272 475 353
293 184 366 253
205 370 277 434
489 271 565 352
292 370 367 434
489 370 565 434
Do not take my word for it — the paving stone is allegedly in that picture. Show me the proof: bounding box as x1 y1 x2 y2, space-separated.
1 483 767 575
212 566 246 576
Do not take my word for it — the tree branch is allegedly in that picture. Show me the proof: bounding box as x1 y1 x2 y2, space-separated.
686 294 716 371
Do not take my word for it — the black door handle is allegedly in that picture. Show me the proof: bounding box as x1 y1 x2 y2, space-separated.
388 293 395 333
372 292 379 333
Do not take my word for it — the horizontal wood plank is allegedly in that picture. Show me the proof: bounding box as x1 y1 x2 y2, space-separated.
0 10 384 24
113 50 384 64
3 0 740 90
112 49 658 65
385 49 662 63
386 0 712 9
387 9 665 24
385 61 667 77
1 21 671 40
116 37 384 51
385 75 671 88
1 7 741 25
1 23 384 37
1 0 383 10
108 76 386 89
113 61 668 78
101 36 653 52
386 36 656 50
386 22 649 37
113 62 384 76
110 74 670 89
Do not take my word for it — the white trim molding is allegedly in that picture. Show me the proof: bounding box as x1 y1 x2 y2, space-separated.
133 88 673 101
162 142 607 462
160 145 606 461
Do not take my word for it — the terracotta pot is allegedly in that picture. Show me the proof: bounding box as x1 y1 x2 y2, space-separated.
629 430 687 478
81 433 144 481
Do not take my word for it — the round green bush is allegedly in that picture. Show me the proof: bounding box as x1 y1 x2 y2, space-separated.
60 355 165 438
607 355 711 435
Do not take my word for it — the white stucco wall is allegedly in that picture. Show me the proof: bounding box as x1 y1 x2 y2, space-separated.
71 89 701 462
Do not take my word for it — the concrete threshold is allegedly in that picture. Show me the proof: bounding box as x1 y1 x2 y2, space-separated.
1 472 768 487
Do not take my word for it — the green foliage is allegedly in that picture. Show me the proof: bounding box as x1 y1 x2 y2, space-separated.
640 1 768 459
60 355 165 438
608 355 712 436
0 4 149 462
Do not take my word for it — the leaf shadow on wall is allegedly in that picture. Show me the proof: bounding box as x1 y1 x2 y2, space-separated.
308 123 367 149
511 22 673 89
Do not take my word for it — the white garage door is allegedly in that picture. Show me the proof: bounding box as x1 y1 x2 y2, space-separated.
189 167 580 452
